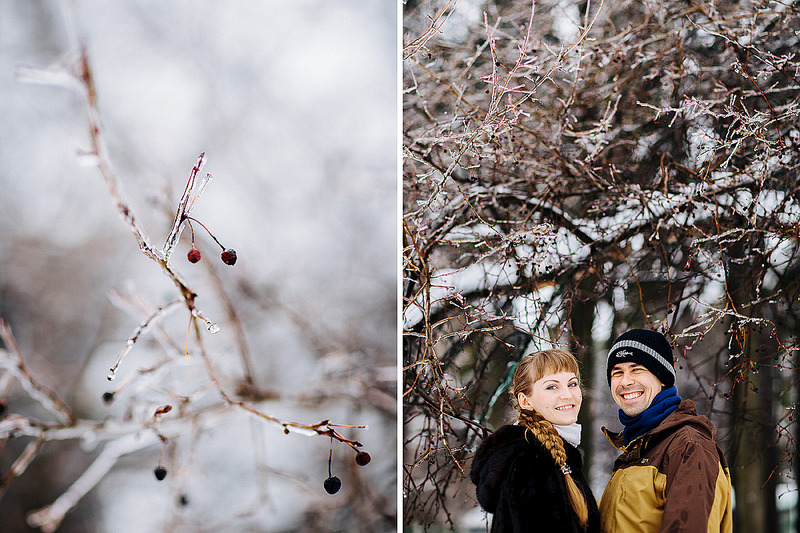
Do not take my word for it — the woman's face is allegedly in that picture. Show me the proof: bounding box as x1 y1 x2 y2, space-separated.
518 371 582 426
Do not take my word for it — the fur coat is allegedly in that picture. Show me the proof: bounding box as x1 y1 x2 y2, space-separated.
470 425 600 533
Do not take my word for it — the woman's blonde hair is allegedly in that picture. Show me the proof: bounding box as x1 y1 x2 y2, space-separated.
511 349 588 530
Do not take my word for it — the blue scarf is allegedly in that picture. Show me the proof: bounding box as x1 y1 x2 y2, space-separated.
618 386 682 445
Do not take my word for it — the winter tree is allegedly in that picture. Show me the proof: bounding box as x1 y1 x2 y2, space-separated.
403 0 800 531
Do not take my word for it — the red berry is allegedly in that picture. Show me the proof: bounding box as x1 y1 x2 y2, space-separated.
355 451 371 466
323 475 341 494
154 466 168 481
187 249 202 263
220 249 237 265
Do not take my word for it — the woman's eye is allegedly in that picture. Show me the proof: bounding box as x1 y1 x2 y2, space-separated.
568 381 577 387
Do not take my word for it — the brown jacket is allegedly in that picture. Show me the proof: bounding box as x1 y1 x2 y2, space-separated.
599 400 732 533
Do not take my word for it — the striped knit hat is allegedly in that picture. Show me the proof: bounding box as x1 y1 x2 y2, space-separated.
606 329 675 388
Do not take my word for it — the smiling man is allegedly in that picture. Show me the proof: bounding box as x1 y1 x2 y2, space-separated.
598 329 733 533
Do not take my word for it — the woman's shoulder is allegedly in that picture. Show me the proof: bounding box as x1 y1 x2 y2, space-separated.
485 424 527 444
470 424 559 514
472 424 557 473
471 425 526 468
469 425 524 512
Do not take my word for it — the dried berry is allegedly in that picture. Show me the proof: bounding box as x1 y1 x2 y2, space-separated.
154 405 173 416
102 392 115 404
220 249 237 266
154 466 168 481
187 249 202 263
323 475 341 494
355 451 371 466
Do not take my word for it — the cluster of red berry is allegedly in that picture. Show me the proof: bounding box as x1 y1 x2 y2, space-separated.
184 216 237 266
323 442 371 495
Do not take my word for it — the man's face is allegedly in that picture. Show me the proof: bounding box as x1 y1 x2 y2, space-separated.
610 362 664 416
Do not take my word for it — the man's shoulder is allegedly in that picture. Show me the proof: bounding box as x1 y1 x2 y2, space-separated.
655 405 724 460
659 400 716 437
664 420 716 446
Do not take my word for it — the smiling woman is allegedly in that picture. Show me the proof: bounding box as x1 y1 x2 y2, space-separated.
518 371 582 427
469 350 601 533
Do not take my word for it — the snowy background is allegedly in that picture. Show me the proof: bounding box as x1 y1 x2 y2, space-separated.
0 1 396 532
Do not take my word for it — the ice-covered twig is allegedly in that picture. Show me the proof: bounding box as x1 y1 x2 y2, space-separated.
186 172 213 214
162 153 209 261
190 319 367 448
191 308 220 335
0 320 74 424
27 42 201 308
64 42 217 365
15 54 83 92
0 437 45 501
106 297 183 381
26 431 161 532
72 48 163 264
402 0 457 60
108 288 184 357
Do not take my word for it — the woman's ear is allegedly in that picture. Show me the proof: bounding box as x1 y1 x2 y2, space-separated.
517 392 533 411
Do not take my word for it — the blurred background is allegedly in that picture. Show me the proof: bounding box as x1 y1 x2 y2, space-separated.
0 1 397 532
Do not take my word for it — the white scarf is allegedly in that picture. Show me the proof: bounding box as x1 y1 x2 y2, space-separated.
554 422 582 448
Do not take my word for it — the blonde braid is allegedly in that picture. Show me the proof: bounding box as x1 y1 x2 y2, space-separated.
519 410 568 466
518 409 589 530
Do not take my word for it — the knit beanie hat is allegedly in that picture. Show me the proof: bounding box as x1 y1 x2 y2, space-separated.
606 329 675 388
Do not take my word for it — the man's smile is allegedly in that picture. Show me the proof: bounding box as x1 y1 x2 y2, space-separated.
621 391 644 401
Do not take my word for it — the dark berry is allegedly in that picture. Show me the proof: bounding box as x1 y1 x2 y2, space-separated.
220 249 237 265
323 475 341 494
154 466 168 481
187 249 202 263
355 451 371 466
102 392 115 404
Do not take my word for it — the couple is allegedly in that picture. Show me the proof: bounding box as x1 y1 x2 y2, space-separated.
470 329 733 533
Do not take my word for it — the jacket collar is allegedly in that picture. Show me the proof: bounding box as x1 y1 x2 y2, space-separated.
602 399 713 451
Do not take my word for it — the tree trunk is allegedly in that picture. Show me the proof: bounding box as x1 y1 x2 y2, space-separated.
727 240 777 533
569 274 598 477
